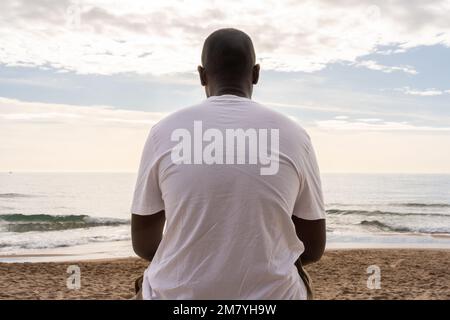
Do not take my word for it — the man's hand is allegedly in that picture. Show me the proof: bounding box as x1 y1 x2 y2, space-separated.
291 216 326 266
131 211 166 261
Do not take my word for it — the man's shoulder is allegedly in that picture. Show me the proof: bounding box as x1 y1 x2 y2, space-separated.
149 100 209 135
252 101 310 137
249 102 314 157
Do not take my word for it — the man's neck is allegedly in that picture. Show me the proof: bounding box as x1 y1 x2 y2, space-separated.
208 86 252 99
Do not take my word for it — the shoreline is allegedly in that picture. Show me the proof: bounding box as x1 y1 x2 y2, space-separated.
1 239 450 263
0 248 449 299
1 246 449 262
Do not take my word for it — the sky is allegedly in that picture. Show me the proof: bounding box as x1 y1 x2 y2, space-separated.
1 0 450 173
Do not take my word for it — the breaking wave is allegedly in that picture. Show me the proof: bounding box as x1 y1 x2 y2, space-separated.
0 214 129 233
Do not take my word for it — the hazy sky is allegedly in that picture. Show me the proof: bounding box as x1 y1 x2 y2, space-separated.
1 0 450 173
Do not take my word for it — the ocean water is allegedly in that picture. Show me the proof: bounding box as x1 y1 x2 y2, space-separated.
322 174 450 246
0 172 449 260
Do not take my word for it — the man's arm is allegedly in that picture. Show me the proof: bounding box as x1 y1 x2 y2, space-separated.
131 211 166 262
292 216 326 266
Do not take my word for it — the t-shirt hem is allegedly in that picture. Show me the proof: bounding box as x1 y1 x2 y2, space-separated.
292 210 326 220
131 204 165 216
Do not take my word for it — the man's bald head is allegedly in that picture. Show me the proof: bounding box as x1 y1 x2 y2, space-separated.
199 28 258 88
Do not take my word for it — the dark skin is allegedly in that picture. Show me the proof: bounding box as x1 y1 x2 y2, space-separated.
132 29 326 266
197 63 260 98
132 211 165 261
197 28 260 99
292 217 326 267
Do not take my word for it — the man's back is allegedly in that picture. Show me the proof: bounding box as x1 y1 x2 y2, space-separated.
131 94 325 299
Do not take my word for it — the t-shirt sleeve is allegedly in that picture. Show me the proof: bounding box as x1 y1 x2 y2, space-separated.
292 137 326 220
131 132 165 216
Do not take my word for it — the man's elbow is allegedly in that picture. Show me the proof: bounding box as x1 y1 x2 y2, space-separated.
301 241 325 265
132 243 157 262
302 249 324 264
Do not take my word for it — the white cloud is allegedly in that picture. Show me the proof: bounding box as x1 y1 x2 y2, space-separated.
316 119 450 132
2 112 82 121
355 118 382 122
0 0 449 75
375 48 407 55
395 87 446 96
0 97 167 126
353 60 417 74
262 96 450 125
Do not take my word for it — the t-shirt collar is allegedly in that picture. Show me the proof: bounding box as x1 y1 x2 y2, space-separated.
206 94 251 102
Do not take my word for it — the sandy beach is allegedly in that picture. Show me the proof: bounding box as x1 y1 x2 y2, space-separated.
0 249 448 300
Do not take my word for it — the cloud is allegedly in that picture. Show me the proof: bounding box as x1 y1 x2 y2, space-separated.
262 98 450 125
316 119 450 132
395 87 447 96
355 118 382 122
353 60 417 74
0 0 449 75
0 97 167 126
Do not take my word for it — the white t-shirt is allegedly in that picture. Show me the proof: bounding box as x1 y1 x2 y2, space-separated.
131 94 325 300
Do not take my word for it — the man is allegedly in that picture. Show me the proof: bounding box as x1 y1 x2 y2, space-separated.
131 28 326 300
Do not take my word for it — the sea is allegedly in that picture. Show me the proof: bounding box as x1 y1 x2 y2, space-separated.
1 172 449 262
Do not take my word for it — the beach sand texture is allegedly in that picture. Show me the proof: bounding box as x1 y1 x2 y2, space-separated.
0 249 448 300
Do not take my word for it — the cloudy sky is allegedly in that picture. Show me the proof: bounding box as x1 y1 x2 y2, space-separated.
1 0 450 173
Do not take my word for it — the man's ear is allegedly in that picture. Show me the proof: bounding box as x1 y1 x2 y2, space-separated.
252 64 260 85
198 65 207 86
